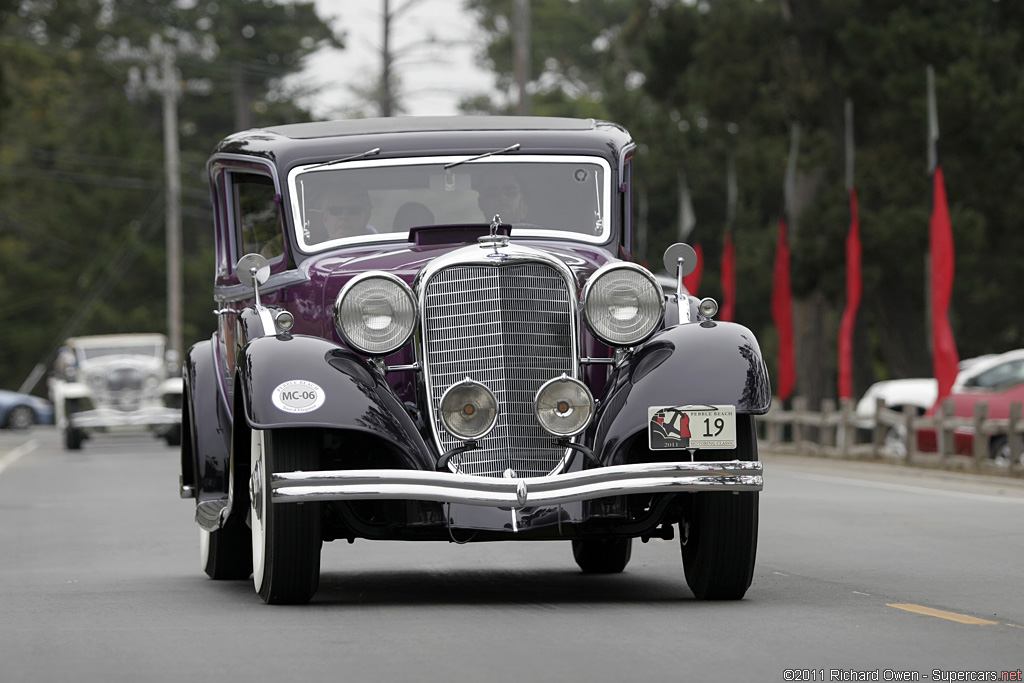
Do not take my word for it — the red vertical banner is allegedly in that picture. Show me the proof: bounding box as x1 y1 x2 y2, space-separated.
771 217 796 401
837 187 861 399
930 166 959 400
682 242 703 295
720 230 736 321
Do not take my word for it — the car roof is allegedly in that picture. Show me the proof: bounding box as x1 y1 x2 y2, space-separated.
263 116 600 138
212 116 634 171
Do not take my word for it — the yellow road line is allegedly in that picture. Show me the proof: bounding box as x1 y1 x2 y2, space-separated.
887 603 998 625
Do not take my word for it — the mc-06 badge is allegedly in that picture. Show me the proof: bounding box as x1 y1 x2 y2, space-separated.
272 380 325 414
648 405 736 450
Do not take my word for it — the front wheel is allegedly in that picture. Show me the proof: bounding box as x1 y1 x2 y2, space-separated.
6 405 35 430
572 537 632 574
64 422 84 450
250 428 322 604
884 424 908 458
679 413 759 600
989 436 1023 467
680 491 758 599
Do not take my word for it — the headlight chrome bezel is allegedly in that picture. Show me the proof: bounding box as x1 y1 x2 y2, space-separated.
581 262 664 347
334 272 417 356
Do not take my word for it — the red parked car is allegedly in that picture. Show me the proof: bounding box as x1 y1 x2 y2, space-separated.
916 379 1024 465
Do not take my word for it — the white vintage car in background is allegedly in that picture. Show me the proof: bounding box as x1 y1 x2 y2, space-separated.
49 333 182 450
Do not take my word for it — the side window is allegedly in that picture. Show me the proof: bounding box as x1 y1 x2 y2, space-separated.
233 173 283 261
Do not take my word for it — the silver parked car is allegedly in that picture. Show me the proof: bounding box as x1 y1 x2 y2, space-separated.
48 333 182 450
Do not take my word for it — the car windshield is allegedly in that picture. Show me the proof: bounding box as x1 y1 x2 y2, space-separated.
288 155 612 250
971 359 1024 391
78 344 162 361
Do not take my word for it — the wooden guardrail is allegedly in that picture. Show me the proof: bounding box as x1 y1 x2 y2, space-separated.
757 396 1024 476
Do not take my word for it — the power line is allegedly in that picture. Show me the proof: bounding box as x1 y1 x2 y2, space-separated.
23 148 163 172
0 164 160 190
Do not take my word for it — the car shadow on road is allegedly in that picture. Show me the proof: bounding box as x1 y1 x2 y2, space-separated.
313 567 694 606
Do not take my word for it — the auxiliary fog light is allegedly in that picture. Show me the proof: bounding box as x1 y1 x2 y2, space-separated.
440 379 498 440
274 310 295 332
698 297 719 320
534 374 594 437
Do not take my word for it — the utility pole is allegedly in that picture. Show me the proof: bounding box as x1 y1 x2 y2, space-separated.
381 0 393 116
513 0 531 115
160 43 183 360
110 33 212 359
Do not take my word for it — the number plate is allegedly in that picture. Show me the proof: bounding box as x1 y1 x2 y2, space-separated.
648 405 736 450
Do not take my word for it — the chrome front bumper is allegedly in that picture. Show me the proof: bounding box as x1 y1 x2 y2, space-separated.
70 406 181 429
271 461 763 508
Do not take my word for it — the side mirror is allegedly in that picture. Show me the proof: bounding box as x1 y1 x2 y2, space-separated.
236 253 271 307
237 253 270 288
662 243 698 301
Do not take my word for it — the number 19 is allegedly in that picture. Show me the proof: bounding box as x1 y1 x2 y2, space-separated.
702 417 724 437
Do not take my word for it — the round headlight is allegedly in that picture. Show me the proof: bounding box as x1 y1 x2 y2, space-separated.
582 264 664 346
334 273 416 355
534 375 594 437
439 378 498 440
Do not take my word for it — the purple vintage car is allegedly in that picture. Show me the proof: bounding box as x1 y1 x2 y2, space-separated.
180 116 771 604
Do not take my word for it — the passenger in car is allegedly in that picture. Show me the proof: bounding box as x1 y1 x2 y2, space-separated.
393 201 435 231
319 187 378 239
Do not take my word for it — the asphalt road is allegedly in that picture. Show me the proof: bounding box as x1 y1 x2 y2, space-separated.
1 427 1022 683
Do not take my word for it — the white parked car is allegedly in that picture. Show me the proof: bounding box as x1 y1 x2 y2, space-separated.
854 376 940 427
48 333 182 450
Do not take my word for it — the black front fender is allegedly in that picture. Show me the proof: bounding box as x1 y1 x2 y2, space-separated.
592 320 771 463
182 337 233 501
236 334 434 466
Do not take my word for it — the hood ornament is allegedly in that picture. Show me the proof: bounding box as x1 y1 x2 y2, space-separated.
478 213 510 257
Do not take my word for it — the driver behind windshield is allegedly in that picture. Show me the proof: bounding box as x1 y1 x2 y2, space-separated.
475 168 528 223
318 186 378 240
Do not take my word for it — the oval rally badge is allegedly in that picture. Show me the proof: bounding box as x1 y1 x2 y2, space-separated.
272 380 325 414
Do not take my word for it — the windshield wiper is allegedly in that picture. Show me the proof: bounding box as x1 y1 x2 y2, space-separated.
306 147 381 171
443 143 520 170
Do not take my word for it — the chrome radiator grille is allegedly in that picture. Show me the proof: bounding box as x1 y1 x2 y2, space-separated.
91 368 144 411
423 262 575 478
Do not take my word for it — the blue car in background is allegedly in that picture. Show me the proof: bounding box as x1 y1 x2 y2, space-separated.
0 389 54 430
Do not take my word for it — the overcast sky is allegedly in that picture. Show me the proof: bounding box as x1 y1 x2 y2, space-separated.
297 0 496 118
